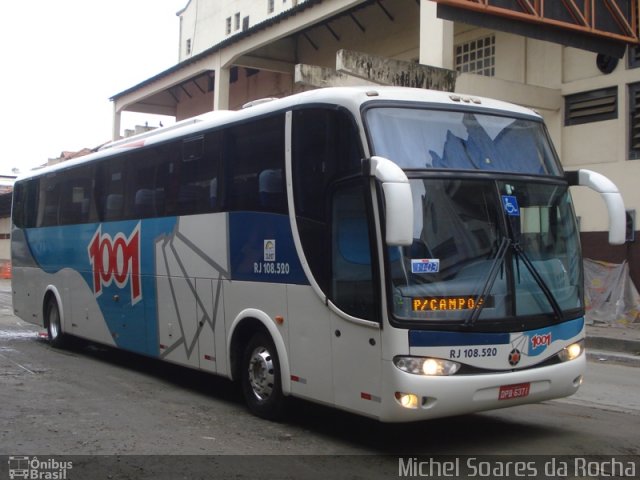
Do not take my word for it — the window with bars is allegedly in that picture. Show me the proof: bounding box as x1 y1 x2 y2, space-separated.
268 0 275 13
564 87 618 126
629 82 640 159
225 17 231 35
454 35 495 77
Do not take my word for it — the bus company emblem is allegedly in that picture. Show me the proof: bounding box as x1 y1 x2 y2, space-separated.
530 333 552 350
508 348 521 366
264 239 276 261
88 222 142 305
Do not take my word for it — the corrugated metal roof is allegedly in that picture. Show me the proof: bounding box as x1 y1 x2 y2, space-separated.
110 0 324 101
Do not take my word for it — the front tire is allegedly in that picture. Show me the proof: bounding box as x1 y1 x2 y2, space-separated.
46 297 66 348
241 332 286 420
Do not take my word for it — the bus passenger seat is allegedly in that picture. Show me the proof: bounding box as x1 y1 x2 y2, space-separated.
259 169 283 209
105 194 123 221
178 185 201 214
134 189 155 217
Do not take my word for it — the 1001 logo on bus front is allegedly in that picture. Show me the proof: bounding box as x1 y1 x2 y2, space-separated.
87 223 142 305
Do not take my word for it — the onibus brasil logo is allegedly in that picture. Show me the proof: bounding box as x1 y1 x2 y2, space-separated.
8 456 72 479
87 222 142 305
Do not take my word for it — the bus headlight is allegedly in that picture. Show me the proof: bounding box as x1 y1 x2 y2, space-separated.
393 356 461 376
558 340 584 362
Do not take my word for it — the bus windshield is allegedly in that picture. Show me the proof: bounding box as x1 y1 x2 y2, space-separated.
387 177 583 325
366 107 561 175
365 107 582 326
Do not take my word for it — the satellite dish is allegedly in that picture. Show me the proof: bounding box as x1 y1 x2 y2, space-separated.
596 53 618 74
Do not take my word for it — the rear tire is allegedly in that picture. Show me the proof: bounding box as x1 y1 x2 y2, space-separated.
240 332 286 420
46 297 66 348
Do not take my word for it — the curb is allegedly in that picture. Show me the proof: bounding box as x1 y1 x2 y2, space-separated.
585 336 640 355
586 349 640 368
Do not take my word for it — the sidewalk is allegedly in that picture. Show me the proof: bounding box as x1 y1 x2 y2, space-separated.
586 323 640 367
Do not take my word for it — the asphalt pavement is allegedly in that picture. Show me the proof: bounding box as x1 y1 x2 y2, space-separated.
1 278 638 366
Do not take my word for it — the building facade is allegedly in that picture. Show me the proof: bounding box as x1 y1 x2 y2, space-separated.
111 0 640 285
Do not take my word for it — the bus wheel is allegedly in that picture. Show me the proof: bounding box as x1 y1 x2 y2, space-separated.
46 298 66 348
241 332 285 420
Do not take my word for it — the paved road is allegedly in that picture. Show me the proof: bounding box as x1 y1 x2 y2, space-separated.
0 280 638 478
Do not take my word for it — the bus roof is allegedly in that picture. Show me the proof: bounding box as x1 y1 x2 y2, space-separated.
17 86 541 182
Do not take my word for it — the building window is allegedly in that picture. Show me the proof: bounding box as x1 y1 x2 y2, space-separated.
268 0 275 14
626 210 636 242
243 16 249 31
455 35 495 77
564 87 618 127
234 12 240 31
628 45 640 69
225 17 231 35
186 39 191 55
629 82 640 159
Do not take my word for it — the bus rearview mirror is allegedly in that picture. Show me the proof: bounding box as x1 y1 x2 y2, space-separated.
369 156 413 246
565 169 626 245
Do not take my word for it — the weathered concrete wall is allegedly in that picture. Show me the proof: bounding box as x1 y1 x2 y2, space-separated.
336 50 456 91
295 64 377 89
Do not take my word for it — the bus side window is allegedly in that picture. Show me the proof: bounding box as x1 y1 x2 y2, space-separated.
57 165 95 225
332 181 376 320
155 143 180 217
203 130 222 211
225 115 286 214
37 174 60 227
124 146 168 219
96 159 125 222
12 180 39 228
292 107 374 320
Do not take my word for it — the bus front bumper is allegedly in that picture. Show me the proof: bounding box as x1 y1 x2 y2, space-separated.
377 354 586 422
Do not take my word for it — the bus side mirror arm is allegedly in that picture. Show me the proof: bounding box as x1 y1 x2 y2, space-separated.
565 169 626 245
369 156 413 246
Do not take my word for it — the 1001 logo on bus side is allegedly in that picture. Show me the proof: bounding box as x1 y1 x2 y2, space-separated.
87 222 142 305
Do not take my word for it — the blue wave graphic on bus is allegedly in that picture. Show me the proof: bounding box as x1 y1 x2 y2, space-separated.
25 217 177 355
24 212 307 355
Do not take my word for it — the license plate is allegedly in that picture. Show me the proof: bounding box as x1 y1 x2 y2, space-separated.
498 382 530 400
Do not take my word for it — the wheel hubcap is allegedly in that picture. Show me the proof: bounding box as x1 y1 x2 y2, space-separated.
247 346 274 401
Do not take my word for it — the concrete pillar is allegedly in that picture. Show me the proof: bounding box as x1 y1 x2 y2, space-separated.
419 0 454 70
112 103 122 141
213 66 230 111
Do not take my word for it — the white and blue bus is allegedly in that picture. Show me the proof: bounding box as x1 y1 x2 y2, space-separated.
11 87 625 422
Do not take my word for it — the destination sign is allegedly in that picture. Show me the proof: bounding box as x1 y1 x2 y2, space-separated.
412 295 494 312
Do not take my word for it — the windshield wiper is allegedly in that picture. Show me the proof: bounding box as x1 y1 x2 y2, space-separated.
466 236 510 326
512 243 564 322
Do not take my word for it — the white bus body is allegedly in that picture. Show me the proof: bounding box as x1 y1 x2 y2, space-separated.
11 87 624 422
